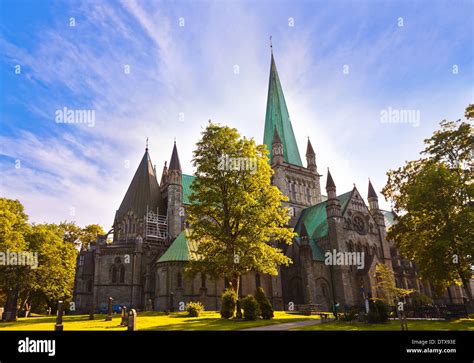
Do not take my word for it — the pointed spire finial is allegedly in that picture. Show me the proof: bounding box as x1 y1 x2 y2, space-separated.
169 142 182 171
306 138 315 156
270 35 273 53
326 168 336 189
146 137 149 151
368 178 377 199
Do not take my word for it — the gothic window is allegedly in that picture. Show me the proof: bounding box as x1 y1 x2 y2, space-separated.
322 284 327 297
119 265 125 283
201 273 206 288
78 255 84 266
177 272 183 288
87 280 93 292
110 265 117 283
255 273 261 288
290 182 296 201
306 187 311 204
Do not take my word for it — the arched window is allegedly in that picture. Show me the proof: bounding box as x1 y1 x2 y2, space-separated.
110 265 117 283
255 273 261 288
177 272 182 288
201 273 206 288
87 280 93 292
119 265 125 283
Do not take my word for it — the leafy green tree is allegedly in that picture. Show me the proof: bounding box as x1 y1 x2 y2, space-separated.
27 224 78 310
186 123 294 296
57 221 82 245
375 263 414 305
80 224 106 250
0 198 31 318
382 106 473 301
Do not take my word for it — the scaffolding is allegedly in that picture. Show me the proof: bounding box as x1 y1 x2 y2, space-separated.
145 207 168 241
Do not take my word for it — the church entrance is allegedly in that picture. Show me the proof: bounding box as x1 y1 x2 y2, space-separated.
288 276 304 305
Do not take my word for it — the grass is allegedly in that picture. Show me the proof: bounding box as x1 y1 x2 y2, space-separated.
291 319 474 331
0 311 323 331
0 312 472 331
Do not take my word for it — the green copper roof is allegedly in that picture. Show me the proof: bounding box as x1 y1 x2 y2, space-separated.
295 191 352 240
182 174 195 205
263 53 303 166
293 191 352 262
158 230 197 263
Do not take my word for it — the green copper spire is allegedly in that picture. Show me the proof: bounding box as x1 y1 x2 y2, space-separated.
263 51 303 166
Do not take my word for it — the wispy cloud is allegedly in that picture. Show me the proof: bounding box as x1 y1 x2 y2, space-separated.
0 0 472 227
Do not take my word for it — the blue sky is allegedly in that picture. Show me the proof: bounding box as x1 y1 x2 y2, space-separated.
0 0 473 228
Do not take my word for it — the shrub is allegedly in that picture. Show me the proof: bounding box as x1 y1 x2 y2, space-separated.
241 295 261 321
412 293 433 306
255 287 274 319
367 299 389 323
339 308 358 321
220 288 237 319
186 301 204 317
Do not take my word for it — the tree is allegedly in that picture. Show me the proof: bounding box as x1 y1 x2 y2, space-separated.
382 105 473 301
375 263 414 305
0 197 101 316
0 198 31 319
80 224 106 250
186 123 294 296
27 224 78 311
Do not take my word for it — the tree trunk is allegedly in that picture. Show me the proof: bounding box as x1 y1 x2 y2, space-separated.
230 276 242 319
458 268 473 302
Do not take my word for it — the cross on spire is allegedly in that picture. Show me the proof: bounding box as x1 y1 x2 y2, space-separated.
146 137 149 151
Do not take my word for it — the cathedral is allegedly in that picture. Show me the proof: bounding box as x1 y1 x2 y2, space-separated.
73 51 465 313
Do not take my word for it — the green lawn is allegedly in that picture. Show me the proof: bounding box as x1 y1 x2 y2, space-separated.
1 312 472 331
0 311 322 331
292 319 474 331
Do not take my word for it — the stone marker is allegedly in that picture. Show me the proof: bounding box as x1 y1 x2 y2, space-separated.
128 309 137 331
105 297 113 321
121 305 128 326
55 301 64 331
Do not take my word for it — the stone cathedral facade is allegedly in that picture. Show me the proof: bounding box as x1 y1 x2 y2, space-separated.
73 51 465 313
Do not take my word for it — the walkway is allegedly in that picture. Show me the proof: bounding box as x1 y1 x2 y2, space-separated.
241 318 327 331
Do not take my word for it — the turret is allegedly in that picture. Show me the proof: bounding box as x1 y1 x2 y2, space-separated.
367 179 385 227
325 169 341 218
306 138 317 172
167 141 183 240
160 161 168 187
367 179 379 211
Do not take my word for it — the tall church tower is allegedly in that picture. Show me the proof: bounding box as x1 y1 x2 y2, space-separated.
263 50 322 225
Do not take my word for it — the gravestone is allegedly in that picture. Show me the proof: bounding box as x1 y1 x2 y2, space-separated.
55 301 64 331
127 309 137 331
121 305 128 326
105 297 113 321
